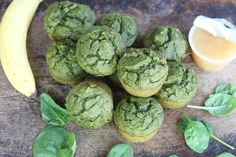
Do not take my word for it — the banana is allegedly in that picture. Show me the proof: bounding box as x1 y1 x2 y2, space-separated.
0 0 43 97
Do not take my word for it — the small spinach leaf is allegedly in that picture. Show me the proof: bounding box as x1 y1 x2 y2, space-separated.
215 83 236 97
40 93 71 126
215 152 236 157
177 114 235 154
107 144 133 157
184 120 210 153
188 94 236 116
33 126 77 157
206 94 236 115
177 114 210 153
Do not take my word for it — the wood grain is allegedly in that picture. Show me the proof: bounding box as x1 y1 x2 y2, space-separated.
0 0 236 157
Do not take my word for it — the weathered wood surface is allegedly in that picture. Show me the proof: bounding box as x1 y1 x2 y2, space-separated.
0 0 236 157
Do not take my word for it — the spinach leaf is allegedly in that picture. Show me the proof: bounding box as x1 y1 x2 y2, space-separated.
177 114 235 154
107 144 133 157
188 94 236 116
168 155 178 157
40 93 71 126
33 126 77 157
178 113 210 153
215 83 236 97
184 119 210 153
216 152 236 157
202 121 235 150
205 94 236 116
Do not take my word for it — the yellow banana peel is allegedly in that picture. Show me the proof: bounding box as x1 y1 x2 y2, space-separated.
0 0 43 97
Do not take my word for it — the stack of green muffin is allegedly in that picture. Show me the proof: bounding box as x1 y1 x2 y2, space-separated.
43 1 198 143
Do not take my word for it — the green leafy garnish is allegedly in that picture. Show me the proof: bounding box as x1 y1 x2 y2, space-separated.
182 114 210 153
33 126 77 157
107 144 133 157
188 94 236 116
177 113 235 153
40 93 71 126
188 83 236 116
168 155 178 157
215 83 236 97
215 152 236 157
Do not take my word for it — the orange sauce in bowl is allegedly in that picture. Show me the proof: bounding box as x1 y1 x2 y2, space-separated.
189 27 236 72
192 28 236 60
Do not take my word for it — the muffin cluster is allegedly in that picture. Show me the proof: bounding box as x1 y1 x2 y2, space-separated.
44 1 198 143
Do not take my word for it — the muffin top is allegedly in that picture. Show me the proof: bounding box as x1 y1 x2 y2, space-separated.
97 12 138 47
46 41 85 84
144 26 188 61
65 81 113 129
114 96 164 136
76 26 126 76
156 62 198 102
44 1 95 41
117 48 168 89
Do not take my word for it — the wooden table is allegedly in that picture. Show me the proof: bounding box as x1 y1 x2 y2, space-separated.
0 0 236 156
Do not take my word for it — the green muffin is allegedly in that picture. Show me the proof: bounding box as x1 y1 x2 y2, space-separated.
117 48 168 97
156 62 198 109
76 26 126 76
144 26 188 61
114 96 164 143
96 12 138 47
65 80 113 129
44 1 95 41
46 41 85 85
